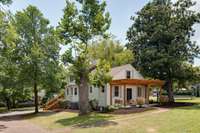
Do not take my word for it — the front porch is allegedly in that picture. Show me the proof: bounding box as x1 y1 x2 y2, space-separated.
109 79 165 106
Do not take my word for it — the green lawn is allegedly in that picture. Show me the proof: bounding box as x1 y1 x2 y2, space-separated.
25 98 200 133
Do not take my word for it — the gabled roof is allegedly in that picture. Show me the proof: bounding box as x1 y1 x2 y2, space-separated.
110 64 133 77
110 79 165 87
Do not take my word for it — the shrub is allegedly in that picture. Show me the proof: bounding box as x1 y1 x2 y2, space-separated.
58 100 69 109
160 96 169 104
149 99 154 104
99 106 114 113
136 97 145 107
69 102 79 110
89 99 99 111
17 101 34 108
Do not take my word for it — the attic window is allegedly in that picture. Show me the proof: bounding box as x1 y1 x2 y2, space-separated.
74 88 77 95
126 70 131 79
101 86 105 93
90 86 93 93
71 88 73 95
66 88 69 95
69 76 74 82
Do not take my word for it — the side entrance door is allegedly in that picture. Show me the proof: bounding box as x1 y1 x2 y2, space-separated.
127 88 132 100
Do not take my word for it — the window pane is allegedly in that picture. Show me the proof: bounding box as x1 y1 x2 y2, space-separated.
90 86 93 93
66 88 69 95
71 88 73 95
101 86 105 93
114 86 119 97
74 88 77 95
126 71 131 79
138 87 142 97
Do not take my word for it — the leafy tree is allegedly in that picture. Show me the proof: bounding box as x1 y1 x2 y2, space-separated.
127 0 200 102
0 10 20 110
14 5 60 113
88 39 134 67
0 0 12 5
58 0 111 115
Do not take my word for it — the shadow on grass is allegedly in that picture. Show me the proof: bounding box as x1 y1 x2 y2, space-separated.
0 111 56 122
55 113 117 128
174 104 200 111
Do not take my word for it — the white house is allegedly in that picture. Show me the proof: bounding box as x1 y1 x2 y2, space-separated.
65 64 164 107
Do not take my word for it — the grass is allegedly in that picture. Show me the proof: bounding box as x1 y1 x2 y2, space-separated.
25 98 200 133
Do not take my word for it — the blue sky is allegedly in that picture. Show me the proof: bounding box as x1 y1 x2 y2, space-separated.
4 0 200 66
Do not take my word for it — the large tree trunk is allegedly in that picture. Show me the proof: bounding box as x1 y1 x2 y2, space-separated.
34 81 39 113
167 80 174 103
12 98 16 108
5 98 11 111
78 73 89 116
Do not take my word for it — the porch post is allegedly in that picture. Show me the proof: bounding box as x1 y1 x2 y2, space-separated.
123 84 126 106
159 86 162 105
146 85 150 104
110 84 112 105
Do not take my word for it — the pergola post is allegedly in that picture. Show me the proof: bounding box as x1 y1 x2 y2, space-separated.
159 86 162 105
124 84 126 106
146 85 151 104
110 84 112 105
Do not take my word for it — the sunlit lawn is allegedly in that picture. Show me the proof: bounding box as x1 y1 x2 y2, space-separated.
25 98 200 133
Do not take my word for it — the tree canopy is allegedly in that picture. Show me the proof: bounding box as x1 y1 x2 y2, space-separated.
14 5 61 113
58 0 111 115
88 39 134 67
127 0 200 102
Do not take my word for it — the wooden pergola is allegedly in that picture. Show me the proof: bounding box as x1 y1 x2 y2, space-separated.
109 79 165 105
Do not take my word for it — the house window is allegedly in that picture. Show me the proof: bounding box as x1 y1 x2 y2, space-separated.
101 86 105 93
74 88 77 95
137 87 142 97
114 86 119 97
71 88 73 95
90 86 93 93
66 88 69 95
126 71 131 79
69 76 74 82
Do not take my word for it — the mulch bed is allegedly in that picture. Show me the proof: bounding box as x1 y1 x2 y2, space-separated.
155 102 196 108
108 107 155 115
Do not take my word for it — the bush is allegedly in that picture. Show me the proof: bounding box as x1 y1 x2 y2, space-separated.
0 102 5 107
89 99 98 111
69 102 79 110
58 100 69 109
99 106 114 113
136 97 145 107
160 96 169 104
149 99 154 104
17 101 34 108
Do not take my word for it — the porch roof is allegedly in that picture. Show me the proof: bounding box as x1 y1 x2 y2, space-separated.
110 79 165 87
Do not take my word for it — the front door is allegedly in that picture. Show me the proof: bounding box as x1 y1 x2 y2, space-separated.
127 88 132 100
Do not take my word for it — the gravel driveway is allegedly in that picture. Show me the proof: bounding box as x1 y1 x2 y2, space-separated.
0 111 50 133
